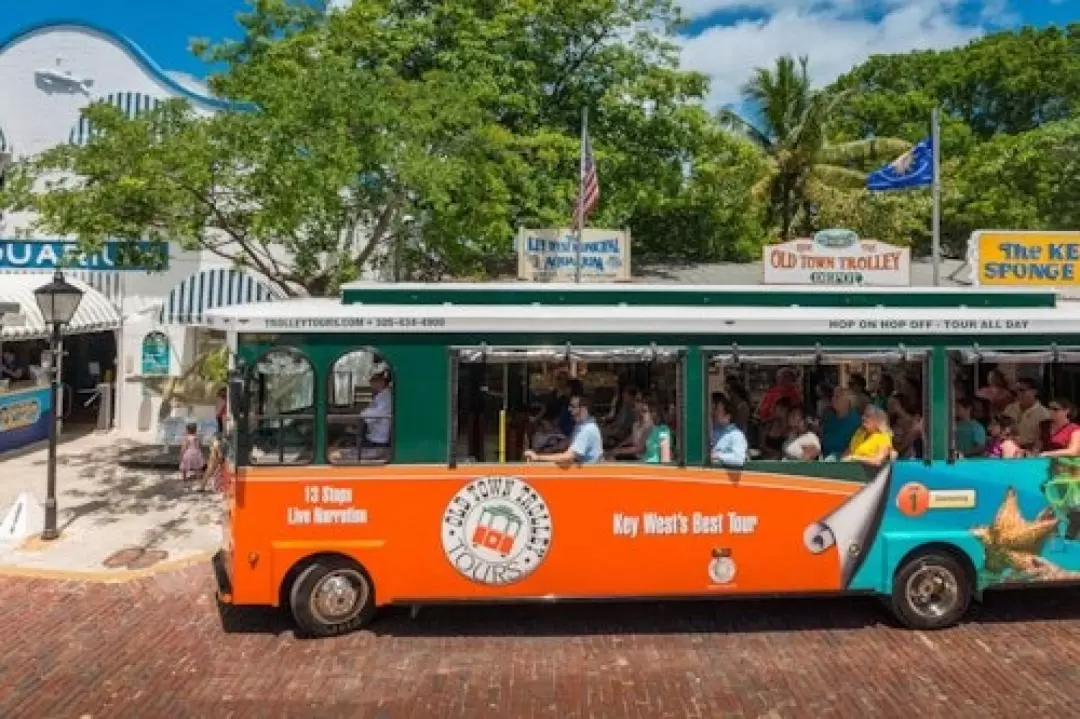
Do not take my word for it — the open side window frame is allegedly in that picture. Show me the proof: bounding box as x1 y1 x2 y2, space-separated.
702 345 932 467
948 344 1080 459
449 343 688 467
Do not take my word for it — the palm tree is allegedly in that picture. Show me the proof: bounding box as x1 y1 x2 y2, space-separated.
720 56 910 240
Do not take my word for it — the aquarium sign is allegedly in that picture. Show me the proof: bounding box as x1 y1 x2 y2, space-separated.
0 239 167 271
764 234 911 287
516 228 631 282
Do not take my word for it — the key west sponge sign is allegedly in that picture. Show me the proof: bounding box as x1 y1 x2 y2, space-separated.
968 230 1080 288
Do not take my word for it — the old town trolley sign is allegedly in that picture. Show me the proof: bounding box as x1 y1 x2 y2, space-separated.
440 476 553 586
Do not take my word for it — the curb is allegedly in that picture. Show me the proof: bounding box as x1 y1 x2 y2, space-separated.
0 550 214 583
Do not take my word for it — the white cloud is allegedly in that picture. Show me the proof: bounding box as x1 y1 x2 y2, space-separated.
321 0 997 113
678 0 990 109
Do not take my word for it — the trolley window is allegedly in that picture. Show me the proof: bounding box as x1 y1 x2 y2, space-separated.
450 345 685 467
246 347 316 465
326 349 393 465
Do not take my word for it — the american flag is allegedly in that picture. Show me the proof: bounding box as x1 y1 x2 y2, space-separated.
573 129 599 228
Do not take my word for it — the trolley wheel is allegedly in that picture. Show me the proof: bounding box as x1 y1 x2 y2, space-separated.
288 556 376 638
888 550 972 630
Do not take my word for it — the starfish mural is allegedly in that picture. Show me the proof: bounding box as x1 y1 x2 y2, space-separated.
973 487 1080 582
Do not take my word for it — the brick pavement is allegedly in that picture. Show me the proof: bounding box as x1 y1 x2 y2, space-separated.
3 564 1080 718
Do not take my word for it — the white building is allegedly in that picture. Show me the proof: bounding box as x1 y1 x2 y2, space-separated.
0 21 288 445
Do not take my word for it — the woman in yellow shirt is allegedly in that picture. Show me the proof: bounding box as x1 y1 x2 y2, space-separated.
844 406 894 466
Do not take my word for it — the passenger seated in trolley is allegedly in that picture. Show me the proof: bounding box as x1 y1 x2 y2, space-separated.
841 406 894 466
710 396 748 467
523 394 603 465
1040 398 1080 458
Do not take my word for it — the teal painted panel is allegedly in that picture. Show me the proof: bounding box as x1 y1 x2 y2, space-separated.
342 286 1056 309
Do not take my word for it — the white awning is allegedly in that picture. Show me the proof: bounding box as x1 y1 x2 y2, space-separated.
0 269 123 308
160 267 286 325
0 274 121 340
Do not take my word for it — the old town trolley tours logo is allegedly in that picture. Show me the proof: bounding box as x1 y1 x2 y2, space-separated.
440 476 553 586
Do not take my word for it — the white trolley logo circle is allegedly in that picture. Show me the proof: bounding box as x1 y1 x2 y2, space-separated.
440 476 553 586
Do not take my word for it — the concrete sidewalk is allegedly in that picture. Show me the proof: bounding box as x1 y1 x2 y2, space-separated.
0 431 222 580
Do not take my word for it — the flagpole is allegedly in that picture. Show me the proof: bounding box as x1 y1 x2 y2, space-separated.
931 106 942 287
574 106 587 284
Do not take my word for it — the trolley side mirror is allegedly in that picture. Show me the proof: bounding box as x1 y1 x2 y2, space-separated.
228 372 248 418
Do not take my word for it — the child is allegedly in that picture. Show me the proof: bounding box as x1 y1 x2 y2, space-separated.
986 415 1023 458
201 433 224 492
179 421 206 484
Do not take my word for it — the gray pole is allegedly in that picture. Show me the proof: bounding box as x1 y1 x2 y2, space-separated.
41 322 61 540
931 106 942 287
574 106 587 284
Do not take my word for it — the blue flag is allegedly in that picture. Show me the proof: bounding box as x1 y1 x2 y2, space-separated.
866 137 933 191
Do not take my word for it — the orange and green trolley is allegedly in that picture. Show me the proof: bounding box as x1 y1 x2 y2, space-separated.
208 282 1080 636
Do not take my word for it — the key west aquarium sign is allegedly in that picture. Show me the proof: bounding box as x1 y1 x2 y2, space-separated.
969 231 1080 289
516 228 631 282
763 230 911 287
0 240 167 271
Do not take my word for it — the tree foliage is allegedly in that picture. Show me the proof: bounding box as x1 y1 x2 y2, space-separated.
720 56 908 241
0 0 765 291
825 24 1080 254
4 9 1079 275
948 119 1080 246
831 26 1080 142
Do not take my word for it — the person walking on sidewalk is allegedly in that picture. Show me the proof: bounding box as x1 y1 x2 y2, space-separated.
201 433 229 493
179 422 205 484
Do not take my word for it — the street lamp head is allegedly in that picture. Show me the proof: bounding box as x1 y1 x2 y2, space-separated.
34 270 84 327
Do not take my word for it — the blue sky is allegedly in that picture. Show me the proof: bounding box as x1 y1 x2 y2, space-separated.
1 1 1076 107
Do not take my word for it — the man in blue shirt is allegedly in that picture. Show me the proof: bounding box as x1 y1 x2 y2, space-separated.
524 394 602 464
821 387 861 459
711 396 748 467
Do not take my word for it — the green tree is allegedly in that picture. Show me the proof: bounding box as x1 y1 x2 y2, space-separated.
947 119 1080 249
829 25 1080 145
1 0 765 290
719 55 908 241
824 26 1080 256
622 114 767 262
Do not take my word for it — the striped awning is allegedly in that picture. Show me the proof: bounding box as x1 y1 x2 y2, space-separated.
0 274 121 340
0 269 123 309
159 267 286 325
69 92 163 145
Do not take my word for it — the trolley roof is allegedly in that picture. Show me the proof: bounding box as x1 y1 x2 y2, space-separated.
206 291 1080 337
338 281 1056 309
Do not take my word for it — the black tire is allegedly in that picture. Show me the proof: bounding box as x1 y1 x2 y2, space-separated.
288 556 376 638
888 551 972 630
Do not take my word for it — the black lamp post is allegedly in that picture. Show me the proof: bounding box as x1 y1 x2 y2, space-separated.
33 270 84 541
